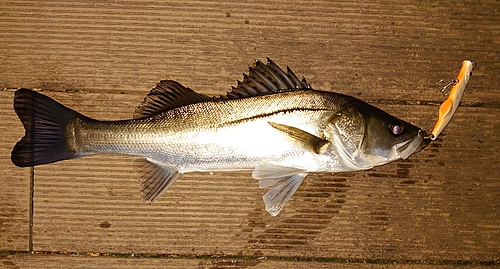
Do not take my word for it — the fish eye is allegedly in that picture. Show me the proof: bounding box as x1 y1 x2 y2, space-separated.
389 121 404 136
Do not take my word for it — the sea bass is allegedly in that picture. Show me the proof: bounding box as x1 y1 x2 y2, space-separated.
12 58 431 216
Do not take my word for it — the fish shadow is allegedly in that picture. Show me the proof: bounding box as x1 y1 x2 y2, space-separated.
242 159 420 253
243 173 350 252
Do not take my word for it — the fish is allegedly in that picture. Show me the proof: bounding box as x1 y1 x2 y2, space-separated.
11 58 431 216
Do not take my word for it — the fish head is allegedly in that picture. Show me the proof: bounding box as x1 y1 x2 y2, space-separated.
326 99 430 169
357 101 430 165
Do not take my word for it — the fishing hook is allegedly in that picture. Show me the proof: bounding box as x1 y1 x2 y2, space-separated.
439 78 459 96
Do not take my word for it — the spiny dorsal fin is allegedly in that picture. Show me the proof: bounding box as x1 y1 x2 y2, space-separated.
134 80 210 119
224 58 311 99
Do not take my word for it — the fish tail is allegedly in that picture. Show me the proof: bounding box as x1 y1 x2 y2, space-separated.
11 89 89 167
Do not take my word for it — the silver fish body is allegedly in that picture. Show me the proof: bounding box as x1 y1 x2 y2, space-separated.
72 91 354 172
12 58 429 216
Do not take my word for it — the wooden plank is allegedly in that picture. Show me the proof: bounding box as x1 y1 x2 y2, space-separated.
16 91 497 261
0 1 499 104
0 253 495 269
1 0 499 265
0 253 200 269
0 92 30 251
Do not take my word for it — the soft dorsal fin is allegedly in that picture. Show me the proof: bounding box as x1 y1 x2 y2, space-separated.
134 80 210 119
224 58 311 99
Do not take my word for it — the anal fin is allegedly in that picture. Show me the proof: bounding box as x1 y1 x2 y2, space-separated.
135 158 182 202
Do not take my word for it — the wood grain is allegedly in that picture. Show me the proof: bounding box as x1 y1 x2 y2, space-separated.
3 253 494 269
1 1 499 103
0 92 30 251
1 0 499 267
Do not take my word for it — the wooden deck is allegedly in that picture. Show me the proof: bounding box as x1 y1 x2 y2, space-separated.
1 1 499 268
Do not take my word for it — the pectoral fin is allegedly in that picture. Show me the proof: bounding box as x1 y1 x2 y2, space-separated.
135 158 183 202
253 163 308 216
268 122 329 154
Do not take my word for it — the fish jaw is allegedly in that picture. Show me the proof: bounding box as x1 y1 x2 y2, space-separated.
396 129 429 159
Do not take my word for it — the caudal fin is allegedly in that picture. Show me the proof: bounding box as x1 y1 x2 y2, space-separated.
11 89 90 167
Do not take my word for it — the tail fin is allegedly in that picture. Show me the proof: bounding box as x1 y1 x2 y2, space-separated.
11 89 90 167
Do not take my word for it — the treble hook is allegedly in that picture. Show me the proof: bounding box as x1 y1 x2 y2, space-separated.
439 78 459 96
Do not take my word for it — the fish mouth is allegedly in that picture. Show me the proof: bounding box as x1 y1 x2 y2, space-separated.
396 130 430 159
